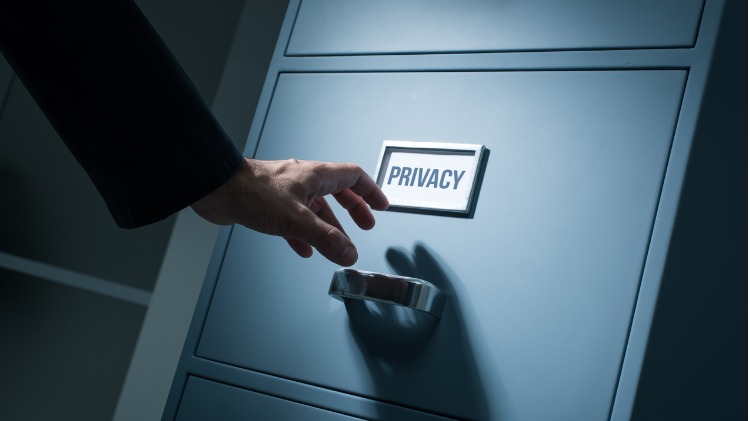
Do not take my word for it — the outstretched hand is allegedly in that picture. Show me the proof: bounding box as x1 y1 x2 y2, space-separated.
191 158 389 266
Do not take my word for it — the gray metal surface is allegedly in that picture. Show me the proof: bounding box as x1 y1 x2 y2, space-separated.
176 377 361 421
196 70 685 420
288 0 704 55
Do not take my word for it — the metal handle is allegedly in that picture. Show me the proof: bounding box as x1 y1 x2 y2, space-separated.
329 269 446 318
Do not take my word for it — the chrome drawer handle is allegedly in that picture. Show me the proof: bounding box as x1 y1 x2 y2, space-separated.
329 269 446 318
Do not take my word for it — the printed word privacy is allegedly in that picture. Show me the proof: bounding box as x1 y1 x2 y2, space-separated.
387 166 466 190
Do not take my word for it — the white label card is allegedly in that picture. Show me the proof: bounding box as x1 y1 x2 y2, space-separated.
374 141 485 214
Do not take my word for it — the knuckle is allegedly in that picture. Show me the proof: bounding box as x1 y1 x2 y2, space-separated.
316 226 340 249
287 178 308 196
343 162 362 173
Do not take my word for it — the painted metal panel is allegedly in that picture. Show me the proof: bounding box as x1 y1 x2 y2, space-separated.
287 0 704 55
196 70 685 420
176 377 361 420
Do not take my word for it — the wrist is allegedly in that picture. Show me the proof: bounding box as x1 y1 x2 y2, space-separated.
191 157 251 225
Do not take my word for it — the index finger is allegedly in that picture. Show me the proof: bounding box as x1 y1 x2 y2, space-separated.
315 162 389 211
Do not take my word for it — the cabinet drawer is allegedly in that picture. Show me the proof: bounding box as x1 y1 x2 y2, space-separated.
197 70 685 420
287 0 704 55
176 377 360 421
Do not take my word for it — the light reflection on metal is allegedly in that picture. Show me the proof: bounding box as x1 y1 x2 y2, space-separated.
329 268 446 318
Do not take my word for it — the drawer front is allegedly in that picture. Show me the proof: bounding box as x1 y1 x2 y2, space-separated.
176 377 360 420
287 0 704 55
197 71 685 420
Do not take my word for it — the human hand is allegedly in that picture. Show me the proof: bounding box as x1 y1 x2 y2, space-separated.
191 158 389 266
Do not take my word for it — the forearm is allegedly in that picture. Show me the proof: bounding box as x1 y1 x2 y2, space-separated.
0 0 243 227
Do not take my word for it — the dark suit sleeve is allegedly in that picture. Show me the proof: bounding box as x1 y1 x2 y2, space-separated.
0 0 244 228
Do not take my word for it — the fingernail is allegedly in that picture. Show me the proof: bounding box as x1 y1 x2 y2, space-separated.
341 245 357 265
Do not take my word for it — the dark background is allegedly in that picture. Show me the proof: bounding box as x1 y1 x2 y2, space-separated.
632 0 747 419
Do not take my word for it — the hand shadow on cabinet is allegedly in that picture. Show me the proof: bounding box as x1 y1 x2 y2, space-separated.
345 242 496 420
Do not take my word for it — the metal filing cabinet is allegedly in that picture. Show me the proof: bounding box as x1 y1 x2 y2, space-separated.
164 1 728 419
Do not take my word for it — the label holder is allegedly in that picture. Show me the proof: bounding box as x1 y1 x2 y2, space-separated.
374 140 487 217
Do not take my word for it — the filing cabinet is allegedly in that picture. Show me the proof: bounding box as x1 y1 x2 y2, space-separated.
176 377 361 421
287 0 704 55
165 0 732 419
